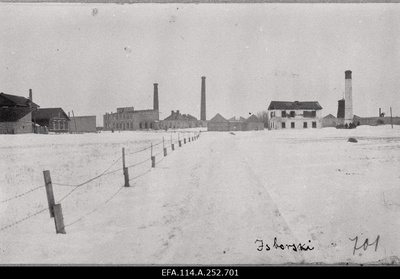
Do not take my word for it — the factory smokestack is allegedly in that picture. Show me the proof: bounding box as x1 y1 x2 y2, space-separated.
153 83 159 111
200 76 206 121
344 70 353 124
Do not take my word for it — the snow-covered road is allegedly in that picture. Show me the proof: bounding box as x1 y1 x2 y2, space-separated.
1 126 399 264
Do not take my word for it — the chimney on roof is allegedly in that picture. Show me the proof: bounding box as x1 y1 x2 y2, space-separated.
28 89 33 109
153 83 159 111
29 89 32 103
200 76 206 121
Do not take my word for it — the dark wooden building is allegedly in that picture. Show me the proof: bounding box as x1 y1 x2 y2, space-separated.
0 91 39 134
32 108 70 133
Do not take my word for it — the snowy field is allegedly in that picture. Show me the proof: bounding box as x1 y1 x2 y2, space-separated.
0 126 399 265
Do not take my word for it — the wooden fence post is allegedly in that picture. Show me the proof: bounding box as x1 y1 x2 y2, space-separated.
53 204 66 234
43 170 55 218
122 148 130 187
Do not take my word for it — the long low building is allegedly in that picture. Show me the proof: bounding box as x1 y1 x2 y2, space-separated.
353 115 400 126
103 107 159 131
69 115 97 133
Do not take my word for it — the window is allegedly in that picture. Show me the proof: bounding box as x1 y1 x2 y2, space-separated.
312 121 317 128
282 111 287 117
139 123 142 129
303 122 308 128
282 122 286 129
304 111 316 118
290 111 295 118
291 122 295 128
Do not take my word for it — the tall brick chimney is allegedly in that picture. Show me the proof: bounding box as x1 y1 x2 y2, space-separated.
344 70 353 124
153 83 159 111
200 76 206 121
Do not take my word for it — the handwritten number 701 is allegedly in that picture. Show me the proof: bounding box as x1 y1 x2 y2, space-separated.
349 235 380 255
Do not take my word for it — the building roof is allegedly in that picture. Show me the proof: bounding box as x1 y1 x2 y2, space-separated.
228 116 246 122
268 101 323 110
164 111 197 121
209 113 229 123
32 108 70 121
0 107 32 122
323 114 336 119
0 92 39 108
245 115 262 123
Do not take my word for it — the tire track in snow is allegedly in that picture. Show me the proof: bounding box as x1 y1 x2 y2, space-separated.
156 133 306 264
237 141 307 263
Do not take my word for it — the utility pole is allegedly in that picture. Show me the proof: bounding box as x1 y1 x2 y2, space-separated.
390 107 393 129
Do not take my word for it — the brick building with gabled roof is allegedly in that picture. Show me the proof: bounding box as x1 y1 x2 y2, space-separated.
155 110 200 130
32 108 70 133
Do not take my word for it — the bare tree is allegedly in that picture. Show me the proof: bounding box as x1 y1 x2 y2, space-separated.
256 110 269 128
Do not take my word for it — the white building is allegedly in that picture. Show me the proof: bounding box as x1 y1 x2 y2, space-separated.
267 101 323 130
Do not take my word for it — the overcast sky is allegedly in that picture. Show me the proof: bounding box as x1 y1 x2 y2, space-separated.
1 3 399 126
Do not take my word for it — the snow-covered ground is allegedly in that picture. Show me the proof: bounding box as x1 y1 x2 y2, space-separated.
0 126 399 265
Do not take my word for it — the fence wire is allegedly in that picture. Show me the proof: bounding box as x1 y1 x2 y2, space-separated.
56 155 123 203
125 144 152 156
64 167 152 228
126 157 151 169
0 185 45 204
0 131 202 233
0 207 47 232
63 185 125 229
128 168 152 182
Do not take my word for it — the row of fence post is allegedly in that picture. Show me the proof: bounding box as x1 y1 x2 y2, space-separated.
43 131 200 234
